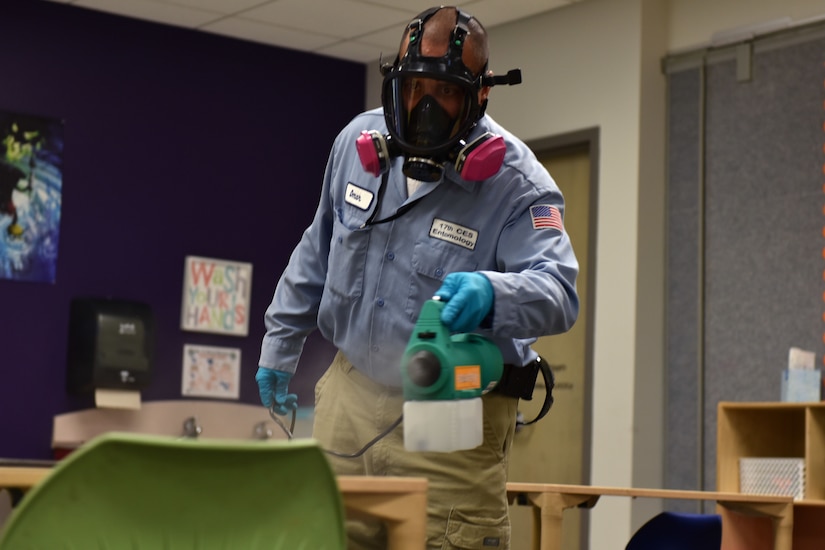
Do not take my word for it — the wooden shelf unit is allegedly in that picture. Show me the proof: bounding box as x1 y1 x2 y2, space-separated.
718 401 825 550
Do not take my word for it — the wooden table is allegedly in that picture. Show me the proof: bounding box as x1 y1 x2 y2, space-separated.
1 467 427 550
0 467 49 491
506 482 794 550
338 475 428 549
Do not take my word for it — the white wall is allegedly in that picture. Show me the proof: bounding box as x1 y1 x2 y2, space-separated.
668 0 825 52
489 2 656 545
364 0 825 546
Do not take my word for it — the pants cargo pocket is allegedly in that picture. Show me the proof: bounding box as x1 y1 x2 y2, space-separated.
442 509 510 549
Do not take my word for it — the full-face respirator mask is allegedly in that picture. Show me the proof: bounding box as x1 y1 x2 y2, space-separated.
356 7 522 183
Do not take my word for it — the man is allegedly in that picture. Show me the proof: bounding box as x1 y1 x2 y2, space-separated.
257 6 579 549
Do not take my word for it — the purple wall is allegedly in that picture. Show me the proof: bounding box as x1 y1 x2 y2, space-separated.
0 0 363 459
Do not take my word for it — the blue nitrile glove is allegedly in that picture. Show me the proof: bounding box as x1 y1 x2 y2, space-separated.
434 272 494 333
255 367 298 416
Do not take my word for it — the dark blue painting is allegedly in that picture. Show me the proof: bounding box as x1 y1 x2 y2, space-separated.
0 109 64 283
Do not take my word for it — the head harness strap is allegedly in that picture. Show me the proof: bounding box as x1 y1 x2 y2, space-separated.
383 7 476 74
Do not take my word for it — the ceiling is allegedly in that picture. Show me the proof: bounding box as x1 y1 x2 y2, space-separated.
44 0 582 63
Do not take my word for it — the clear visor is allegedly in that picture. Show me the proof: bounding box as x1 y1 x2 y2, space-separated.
384 74 477 156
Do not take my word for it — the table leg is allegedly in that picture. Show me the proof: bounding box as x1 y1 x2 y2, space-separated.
344 492 428 550
718 500 794 550
511 491 600 550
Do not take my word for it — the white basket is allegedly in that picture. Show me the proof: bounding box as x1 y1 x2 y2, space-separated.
739 457 805 500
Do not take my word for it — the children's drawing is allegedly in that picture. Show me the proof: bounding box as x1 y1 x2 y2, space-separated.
181 344 241 400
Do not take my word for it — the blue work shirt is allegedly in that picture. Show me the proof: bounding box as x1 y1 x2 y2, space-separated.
259 108 579 386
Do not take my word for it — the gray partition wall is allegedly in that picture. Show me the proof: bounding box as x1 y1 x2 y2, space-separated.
664 23 825 502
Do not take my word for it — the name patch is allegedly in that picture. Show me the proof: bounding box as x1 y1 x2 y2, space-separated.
345 183 374 210
429 218 478 250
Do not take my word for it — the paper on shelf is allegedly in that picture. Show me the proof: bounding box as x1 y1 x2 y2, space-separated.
788 347 815 370
781 368 821 402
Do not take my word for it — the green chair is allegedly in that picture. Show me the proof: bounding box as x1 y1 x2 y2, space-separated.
0 432 346 549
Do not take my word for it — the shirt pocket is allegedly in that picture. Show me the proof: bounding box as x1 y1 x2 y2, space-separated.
326 212 370 300
406 240 478 320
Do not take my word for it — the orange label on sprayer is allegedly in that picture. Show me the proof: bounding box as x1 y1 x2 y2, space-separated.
454 365 481 390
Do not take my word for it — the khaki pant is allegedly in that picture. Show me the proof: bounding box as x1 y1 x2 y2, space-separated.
313 352 518 550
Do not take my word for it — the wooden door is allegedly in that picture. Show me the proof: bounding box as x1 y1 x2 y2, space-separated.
508 145 593 550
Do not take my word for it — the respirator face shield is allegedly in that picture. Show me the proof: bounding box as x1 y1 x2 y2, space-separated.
382 70 480 159
374 58 489 182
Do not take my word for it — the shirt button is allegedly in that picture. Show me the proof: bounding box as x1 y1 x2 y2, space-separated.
337 236 343 244
377 298 385 307
371 345 380 352
435 268 444 277
387 252 395 260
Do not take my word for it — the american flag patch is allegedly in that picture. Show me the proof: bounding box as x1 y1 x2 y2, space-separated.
529 204 563 231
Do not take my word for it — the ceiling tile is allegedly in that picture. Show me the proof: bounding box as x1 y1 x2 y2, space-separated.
42 0 585 63
315 40 394 64
461 0 574 27
347 0 468 16
240 0 414 39
149 0 267 14
202 16 340 51
73 0 222 28
355 25 406 53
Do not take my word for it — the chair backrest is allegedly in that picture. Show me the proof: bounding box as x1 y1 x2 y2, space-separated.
0 432 345 549
626 511 722 550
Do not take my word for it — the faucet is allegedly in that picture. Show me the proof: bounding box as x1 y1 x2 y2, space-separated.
252 421 273 440
182 416 202 438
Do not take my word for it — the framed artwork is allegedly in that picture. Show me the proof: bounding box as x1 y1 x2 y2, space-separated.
181 344 241 400
0 109 64 283
180 255 252 336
